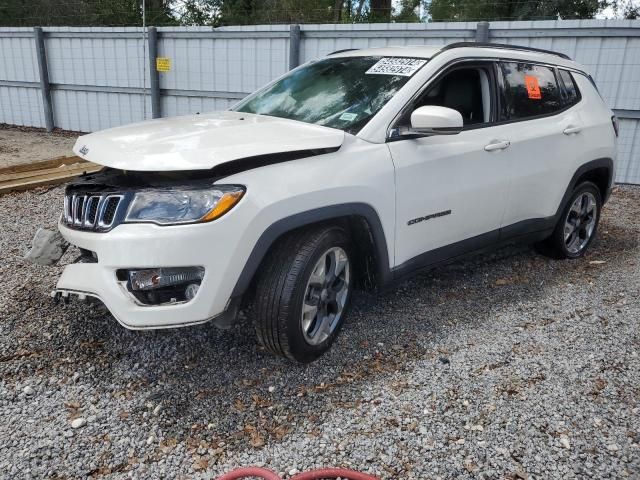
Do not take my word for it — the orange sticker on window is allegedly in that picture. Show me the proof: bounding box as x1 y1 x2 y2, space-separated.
524 75 542 100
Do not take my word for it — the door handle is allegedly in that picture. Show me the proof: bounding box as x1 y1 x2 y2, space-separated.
484 140 510 152
563 126 582 135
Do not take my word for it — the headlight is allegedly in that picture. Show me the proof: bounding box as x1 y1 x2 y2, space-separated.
124 185 244 225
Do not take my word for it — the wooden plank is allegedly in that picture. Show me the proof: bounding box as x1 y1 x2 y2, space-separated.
6 162 101 183
0 161 95 183
0 163 102 194
0 156 87 175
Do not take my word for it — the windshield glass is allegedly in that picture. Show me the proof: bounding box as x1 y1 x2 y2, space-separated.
233 56 426 134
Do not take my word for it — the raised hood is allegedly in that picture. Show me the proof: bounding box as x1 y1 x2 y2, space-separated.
73 111 345 172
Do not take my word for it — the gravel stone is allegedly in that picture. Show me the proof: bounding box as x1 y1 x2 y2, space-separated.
1 185 639 478
70 418 86 429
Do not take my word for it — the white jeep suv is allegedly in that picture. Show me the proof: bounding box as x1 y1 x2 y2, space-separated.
55 42 617 362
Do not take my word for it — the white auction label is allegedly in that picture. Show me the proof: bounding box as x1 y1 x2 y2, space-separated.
365 57 427 76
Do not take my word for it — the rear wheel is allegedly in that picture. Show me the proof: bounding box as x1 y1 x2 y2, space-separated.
536 181 601 259
254 225 353 363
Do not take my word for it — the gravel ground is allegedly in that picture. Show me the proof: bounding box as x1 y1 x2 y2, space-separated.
0 125 77 168
1 185 639 479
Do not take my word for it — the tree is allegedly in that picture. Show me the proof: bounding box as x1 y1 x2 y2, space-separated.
369 0 391 21
180 0 221 25
0 0 177 27
610 0 640 18
181 0 410 25
393 0 423 21
428 0 607 21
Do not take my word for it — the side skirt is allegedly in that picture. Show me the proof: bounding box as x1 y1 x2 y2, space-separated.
387 217 556 287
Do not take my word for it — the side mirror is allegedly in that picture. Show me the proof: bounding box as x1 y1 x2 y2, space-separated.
409 105 463 135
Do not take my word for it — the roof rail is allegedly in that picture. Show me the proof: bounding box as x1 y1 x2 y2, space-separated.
441 42 571 60
328 48 359 56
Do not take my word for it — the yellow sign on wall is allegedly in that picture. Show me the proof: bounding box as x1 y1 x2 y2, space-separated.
156 57 171 72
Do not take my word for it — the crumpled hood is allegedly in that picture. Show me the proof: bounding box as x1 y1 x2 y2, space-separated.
73 111 345 172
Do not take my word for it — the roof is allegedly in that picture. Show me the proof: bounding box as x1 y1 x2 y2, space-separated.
328 42 581 70
329 45 442 59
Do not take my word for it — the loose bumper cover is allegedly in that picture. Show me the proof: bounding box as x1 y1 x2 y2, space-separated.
53 220 241 329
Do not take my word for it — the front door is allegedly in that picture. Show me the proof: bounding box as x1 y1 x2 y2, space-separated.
387 62 513 270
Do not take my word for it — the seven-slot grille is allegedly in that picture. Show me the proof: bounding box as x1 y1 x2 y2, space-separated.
63 193 124 231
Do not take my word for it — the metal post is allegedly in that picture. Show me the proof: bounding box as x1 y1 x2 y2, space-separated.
34 27 54 132
289 24 301 70
147 26 161 119
475 21 490 43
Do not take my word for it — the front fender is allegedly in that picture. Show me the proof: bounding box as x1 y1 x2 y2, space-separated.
230 203 392 298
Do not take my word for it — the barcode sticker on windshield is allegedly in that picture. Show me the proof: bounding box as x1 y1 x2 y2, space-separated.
340 112 358 121
365 57 427 76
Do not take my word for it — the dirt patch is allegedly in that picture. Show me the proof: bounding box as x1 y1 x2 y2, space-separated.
0 125 80 168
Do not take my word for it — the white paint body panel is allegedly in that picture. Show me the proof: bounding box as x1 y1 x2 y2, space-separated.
389 124 513 266
58 136 395 329
502 75 616 225
72 111 345 171
56 45 616 329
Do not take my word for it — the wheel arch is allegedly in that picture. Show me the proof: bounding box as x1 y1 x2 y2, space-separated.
555 158 613 221
568 158 613 205
230 203 392 301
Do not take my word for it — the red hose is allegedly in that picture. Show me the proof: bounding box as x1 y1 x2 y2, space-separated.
292 468 379 480
216 466 281 480
215 467 379 480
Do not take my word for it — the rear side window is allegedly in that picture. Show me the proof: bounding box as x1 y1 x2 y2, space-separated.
499 62 563 120
558 69 580 107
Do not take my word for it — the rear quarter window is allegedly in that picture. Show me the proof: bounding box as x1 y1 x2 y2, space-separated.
558 69 581 107
499 62 563 120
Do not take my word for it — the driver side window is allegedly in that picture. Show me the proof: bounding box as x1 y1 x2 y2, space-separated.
398 63 495 128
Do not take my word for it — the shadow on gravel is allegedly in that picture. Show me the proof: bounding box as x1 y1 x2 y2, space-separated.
2 189 639 448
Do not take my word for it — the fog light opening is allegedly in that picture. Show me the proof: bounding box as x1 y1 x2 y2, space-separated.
124 267 205 306
128 267 204 291
185 283 200 301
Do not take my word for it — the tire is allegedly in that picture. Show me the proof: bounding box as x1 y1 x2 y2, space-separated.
254 225 353 363
536 181 602 259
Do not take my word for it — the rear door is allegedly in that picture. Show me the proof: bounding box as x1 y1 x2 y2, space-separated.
496 62 585 229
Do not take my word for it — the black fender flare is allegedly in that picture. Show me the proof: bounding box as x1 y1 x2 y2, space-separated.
555 158 614 218
231 203 392 298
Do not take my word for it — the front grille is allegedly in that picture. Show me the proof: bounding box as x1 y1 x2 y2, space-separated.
63 193 125 231
102 196 120 225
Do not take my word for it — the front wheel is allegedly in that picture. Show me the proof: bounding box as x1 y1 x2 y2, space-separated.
536 181 602 259
254 225 353 363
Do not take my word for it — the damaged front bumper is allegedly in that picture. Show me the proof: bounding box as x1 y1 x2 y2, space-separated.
49 220 241 330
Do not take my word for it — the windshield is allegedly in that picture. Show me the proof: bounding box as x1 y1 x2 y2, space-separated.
233 56 427 134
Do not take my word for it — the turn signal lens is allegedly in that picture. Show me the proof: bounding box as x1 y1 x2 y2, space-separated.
201 190 244 222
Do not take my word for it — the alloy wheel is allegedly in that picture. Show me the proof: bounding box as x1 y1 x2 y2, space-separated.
301 247 350 346
564 191 598 254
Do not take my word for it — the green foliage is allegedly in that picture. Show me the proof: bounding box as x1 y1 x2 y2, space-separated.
0 0 178 27
0 0 619 26
177 0 417 26
0 0 418 26
179 0 221 25
217 0 337 25
393 0 424 22
428 0 608 21
610 0 640 18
